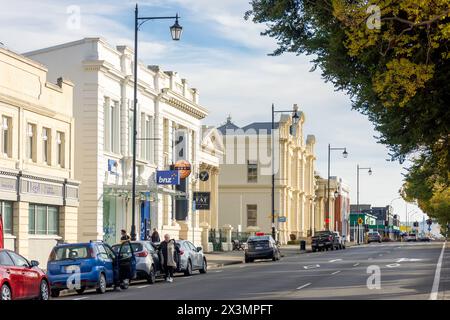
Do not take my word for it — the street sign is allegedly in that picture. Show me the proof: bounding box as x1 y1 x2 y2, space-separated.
156 170 180 185
278 216 287 223
358 217 363 225
199 171 209 182
193 192 210 210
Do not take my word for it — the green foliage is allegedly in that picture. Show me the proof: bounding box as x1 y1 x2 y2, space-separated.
245 0 450 218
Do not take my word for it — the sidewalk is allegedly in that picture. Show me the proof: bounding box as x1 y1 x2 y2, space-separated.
205 245 311 269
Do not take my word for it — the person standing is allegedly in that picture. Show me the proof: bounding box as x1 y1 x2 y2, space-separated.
151 228 160 243
159 234 179 283
120 229 130 243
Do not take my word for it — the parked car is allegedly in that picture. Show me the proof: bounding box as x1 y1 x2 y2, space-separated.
0 249 49 300
46 241 136 297
333 232 346 249
175 240 207 276
367 231 382 243
244 235 281 263
311 231 339 252
405 233 418 242
112 241 161 284
419 235 431 242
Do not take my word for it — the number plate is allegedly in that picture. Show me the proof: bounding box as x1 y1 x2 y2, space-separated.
255 246 263 250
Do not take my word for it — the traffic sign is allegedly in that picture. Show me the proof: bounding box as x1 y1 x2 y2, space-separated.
358 217 363 225
278 216 287 223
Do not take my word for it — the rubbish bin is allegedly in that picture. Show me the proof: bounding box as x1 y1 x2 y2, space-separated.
300 240 306 251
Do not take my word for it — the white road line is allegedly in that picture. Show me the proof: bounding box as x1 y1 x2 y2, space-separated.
72 297 88 300
353 263 360 267
138 285 150 289
379 254 383 256
368 258 373 260
329 259 342 263
296 283 312 290
331 270 341 275
430 241 446 300
386 263 401 268
214 270 223 273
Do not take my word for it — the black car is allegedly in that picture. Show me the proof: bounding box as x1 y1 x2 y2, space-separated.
245 235 281 263
311 231 339 252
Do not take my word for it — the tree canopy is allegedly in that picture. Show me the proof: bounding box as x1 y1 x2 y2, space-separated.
245 0 450 226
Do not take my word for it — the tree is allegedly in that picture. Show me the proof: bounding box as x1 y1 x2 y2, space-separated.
245 0 450 217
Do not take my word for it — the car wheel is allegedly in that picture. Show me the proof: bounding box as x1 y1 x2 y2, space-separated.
120 279 130 290
245 257 253 263
184 260 193 276
1 284 12 300
50 289 60 298
272 253 277 261
147 265 156 284
199 258 207 274
96 273 107 294
312 248 316 252
39 280 50 300
76 287 86 295
330 245 334 251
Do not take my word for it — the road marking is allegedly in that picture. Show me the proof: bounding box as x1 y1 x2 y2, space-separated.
331 270 341 275
396 258 423 263
303 264 320 270
379 254 383 257
386 263 401 268
138 285 150 289
296 283 312 290
368 258 373 260
329 259 342 263
72 297 88 300
213 270 223 273
430 241 446 300
353 263 360 267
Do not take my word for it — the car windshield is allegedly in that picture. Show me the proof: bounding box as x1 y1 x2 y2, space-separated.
247 236 270 242
53 245 90 261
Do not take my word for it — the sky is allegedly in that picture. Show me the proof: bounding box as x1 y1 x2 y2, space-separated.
0 0 427 224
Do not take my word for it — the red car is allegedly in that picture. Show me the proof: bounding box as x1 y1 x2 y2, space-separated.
0 249 50 300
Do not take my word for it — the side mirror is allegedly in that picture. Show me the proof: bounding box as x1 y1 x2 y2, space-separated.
30 260 39 267
196 247 202 252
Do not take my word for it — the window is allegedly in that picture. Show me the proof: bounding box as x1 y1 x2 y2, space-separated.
0 251 14 266
128 103 134 156
247 161 258 183
8 251 30 268
28 204 59 235
42 127 51 165
141 115 154 162
27 123 36 161
1 116 11 157
56 131 65 167
104 98 118 153
1 201 13 234
247 205 257 227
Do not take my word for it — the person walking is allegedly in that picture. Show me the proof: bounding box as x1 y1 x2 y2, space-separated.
120 229 130 243
151 228 160 243
159 234 179 283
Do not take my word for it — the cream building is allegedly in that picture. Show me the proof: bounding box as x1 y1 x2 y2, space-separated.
0 46 79 264
26 37 213 246
217 114 317 244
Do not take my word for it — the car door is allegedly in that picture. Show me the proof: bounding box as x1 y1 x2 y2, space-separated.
0 251 23 299
7 251 37 299
144 242 160 273
187 242 200 269
117 241 136 282
99 244 114 285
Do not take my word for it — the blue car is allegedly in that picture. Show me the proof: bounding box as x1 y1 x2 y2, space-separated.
46 241 136 298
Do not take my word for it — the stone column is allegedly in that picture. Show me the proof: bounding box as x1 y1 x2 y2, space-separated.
200 221 212 252
13 201 29 258
221 224 233 252
59 206 78 243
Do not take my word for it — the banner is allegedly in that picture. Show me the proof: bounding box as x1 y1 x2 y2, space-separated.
156 170 180 185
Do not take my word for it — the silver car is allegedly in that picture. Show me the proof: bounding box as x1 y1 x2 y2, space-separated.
112 241 161 284
175 240 207 276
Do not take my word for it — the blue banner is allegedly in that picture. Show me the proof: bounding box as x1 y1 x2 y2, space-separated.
156 170 180 185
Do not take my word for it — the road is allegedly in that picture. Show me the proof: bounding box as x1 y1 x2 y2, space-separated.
58 241 449 300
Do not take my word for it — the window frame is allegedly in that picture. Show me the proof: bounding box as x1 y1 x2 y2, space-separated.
1 116 11 157
246 204 258 227
28 204 59 236
1 201 13 234
247 161 258 183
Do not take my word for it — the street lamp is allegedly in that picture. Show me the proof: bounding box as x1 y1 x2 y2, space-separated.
130 4 182 241
326 144 348 231
271 103 300 241
356 165 372 244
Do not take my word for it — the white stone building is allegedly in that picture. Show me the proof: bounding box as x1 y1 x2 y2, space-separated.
0 46 79 264
26 37 212 246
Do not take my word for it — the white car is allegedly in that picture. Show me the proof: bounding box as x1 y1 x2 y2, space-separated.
405 233 417 242
333 232 346 249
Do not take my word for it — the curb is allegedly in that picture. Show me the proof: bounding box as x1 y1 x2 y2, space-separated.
208 260 243 269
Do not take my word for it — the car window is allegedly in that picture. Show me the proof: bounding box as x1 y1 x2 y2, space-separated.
54 245 90 261
8 251 30 267
187 242 196 251
0 251 15 266
144 242 155 253
103 245 116 259
97 244 109 259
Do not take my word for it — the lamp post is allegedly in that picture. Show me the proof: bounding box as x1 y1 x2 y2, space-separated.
131 3 182 241
326 145 348 231
271 103 300 241
356 164 372 244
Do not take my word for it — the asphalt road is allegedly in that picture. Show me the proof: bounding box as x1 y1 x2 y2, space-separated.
58 241 448 300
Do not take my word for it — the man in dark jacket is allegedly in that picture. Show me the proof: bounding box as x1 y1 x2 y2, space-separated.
151 228 160 243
